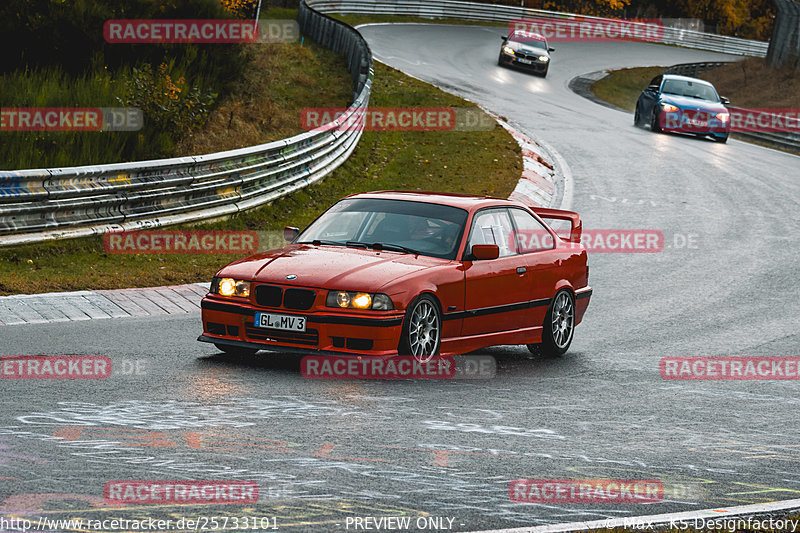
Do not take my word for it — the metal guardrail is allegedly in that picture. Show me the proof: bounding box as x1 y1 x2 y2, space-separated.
662 62 800 153
663 62 732 76
307 0 769 57
0 0 373 245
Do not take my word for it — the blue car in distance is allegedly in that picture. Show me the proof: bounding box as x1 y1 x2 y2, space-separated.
635 74 731 143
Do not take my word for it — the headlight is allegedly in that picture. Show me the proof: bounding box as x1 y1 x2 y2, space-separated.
538 55 549 62
502 46 515 56
716 112 729 122
326 291 394 311
211 277 250 298
661 103 679 112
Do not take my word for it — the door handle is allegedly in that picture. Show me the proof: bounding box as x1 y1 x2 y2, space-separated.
517 267 527 274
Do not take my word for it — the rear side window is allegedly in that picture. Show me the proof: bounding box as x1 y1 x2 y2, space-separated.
510 208 555 253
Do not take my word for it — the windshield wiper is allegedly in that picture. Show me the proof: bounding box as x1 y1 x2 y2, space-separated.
297 239 345 246
347 241 421 255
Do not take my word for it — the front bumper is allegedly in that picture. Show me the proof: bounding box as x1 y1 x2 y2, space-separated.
661 112 730 136
499 52 548 72
200 296 404 356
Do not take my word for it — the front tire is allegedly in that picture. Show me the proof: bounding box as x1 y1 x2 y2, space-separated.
214 343 258 357
715 135 729 143
650 109 662 133
398 295 441 362
527 289 575 357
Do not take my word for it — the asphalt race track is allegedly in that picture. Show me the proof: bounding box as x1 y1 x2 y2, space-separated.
2 23 800 532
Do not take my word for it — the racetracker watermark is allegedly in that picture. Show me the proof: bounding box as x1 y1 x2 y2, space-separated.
509 478 664 503
1 355 112 379
509 18 664 42
300 107 495 132
1 107 143 132
104 19 299 44
509 229 664 253
730 107 800 133
661 356 800 380
103 231 258 254
105 20 254 43
301 355 496 380
104 480 259 504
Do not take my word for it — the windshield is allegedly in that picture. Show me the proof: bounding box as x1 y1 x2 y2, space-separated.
297 198 468 259
661 79 719 101
511 34 547 49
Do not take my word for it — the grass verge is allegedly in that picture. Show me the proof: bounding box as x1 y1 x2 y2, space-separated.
0 62 521 295
590 66 666 112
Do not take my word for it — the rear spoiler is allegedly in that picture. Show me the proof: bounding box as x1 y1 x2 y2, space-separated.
531 207 582 243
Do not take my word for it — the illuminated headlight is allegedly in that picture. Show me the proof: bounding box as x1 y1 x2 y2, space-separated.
716 112 729 122
502 46 515 56
211 277 250 298
661 103 679 112
538 55 550 62
326 291 394 311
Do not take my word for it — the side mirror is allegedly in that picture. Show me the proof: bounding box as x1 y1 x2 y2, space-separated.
284 226 299 242
647 85 660 93
471 244 500 260
720 96 730 105
548 47 555 52
501 35 508 41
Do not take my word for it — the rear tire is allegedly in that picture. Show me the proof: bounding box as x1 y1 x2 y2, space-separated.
528 289 575 357
634 105 643 127
214 343 258 357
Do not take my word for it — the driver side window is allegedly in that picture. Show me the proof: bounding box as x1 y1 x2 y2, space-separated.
467 209 515 258
648 75 662 91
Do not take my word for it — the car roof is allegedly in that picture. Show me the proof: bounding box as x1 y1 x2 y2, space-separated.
662 74 715 86
345 190 526 211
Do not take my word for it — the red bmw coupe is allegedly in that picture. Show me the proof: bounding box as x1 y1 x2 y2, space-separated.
199 191 592 359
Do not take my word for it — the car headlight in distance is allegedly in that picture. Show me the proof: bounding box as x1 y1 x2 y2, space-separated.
538 55 550 62
211 277 251 298
502 46 515 56
327 291 394 311
661 103 679 112
716 112 730 122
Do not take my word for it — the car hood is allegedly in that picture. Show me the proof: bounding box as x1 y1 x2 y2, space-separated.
508 41 548 56
218 244 445 292
660 94 727 113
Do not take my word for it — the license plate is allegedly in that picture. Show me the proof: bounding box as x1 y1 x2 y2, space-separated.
517 58 532 65
254 312 307 332
688 119 707 127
